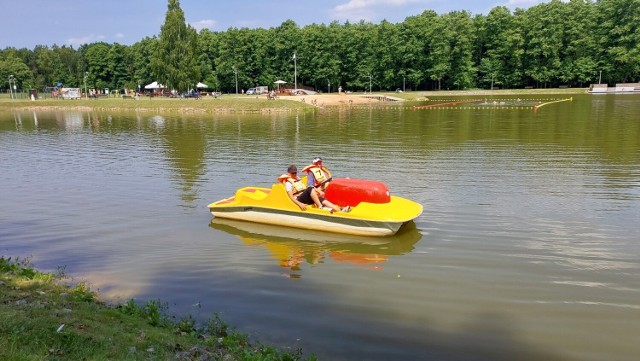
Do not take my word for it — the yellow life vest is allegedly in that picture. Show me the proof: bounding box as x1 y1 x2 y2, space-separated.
277 174 307 195
302 165 332 187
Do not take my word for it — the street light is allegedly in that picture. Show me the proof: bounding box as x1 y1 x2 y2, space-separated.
293 52 297 91
403 75 405 92
8 75 14 100
598 70 602 84
232 66 238 95
84 72 88 99
368 73 372 93
328 80 330 94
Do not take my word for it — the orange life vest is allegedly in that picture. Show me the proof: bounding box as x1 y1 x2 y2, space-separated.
277 174 307 195
302 164 332 187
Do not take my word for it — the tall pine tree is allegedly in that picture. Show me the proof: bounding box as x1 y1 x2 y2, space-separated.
152 0 200 92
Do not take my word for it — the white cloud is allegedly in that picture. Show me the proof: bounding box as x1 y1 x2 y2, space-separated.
332 0 423 22
66 34 106 47
115 33 125 39
191 19 216 31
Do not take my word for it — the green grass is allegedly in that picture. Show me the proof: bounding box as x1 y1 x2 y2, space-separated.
0 94 313 113
0 256 314 361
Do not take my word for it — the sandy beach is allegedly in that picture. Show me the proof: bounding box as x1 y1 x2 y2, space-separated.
278 93 399 106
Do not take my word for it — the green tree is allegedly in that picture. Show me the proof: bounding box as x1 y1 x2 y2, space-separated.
130 37 158 91
81 42 112 90
33 45 55 88
427 15 452 90
476 7 526 89
300 22 343 92
559 0 598 86
445 11 476 89
197 30 219 90
373 20 403 90
597 0 640 83
0 55 33 91
342 20 377 91
400 11 438 90
272 20 302 88
523 0 565 87
152 0 201 92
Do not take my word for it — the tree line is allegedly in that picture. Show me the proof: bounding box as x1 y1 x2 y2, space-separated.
1 0 638 94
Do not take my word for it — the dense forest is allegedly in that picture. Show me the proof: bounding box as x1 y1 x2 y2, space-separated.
1 0 639 94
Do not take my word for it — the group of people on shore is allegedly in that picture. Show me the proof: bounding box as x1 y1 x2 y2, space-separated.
278 157 350 213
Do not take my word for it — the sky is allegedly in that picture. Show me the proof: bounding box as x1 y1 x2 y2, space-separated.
1 0 554 49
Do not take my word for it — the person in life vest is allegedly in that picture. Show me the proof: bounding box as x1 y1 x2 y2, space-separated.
279 165 347 213
302 158 351 212
303 156 334 191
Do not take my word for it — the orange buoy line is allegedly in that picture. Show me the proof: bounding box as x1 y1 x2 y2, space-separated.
413 99 481 109
329 97 573 111
533 97 573 112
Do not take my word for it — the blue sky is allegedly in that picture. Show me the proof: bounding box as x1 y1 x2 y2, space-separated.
1 0 553 49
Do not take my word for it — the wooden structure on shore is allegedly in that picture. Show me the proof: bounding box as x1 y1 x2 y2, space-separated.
588 83 640 93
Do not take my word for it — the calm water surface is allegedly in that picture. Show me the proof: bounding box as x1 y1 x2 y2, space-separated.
1 94 639 360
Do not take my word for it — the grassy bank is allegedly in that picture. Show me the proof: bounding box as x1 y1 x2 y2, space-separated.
0 256 313 361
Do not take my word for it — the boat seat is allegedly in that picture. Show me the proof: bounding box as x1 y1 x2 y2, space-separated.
236 187 270 202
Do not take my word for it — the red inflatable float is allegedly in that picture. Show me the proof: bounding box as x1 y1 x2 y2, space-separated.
324 178 391 207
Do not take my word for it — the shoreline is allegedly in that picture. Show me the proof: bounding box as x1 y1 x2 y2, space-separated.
0 256 312 360
0 88 588 113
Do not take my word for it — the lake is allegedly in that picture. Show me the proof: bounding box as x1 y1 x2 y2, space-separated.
1 94 639 361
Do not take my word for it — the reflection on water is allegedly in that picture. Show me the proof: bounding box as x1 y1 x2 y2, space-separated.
1 94 640 361
210 218 422 277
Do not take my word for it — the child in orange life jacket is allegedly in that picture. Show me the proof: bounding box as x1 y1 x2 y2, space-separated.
278 165 344 212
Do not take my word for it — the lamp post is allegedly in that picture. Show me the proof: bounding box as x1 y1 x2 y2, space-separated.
232 66 238 95
598 70 602 84
491 73 495 90
328 80 330 94
84 72 88 99
403 75 405 92
8 75 14 100
293 52 297 92
368 73 372 93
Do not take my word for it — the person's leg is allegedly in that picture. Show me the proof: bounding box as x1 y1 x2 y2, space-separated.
319 197 351 213
308 188 324 208
297 187 322 208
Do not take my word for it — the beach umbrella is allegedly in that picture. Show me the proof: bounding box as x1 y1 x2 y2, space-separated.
274 80 286 91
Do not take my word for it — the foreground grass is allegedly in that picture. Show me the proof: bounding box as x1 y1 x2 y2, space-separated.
0 256 314 361
0 94 312 113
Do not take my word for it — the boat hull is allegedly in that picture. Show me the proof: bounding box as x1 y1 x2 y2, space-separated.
211 206 404 236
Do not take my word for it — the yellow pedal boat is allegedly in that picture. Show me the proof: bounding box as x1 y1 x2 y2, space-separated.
208 178 423 237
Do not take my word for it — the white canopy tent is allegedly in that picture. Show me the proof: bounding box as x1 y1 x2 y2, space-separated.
144 81 164 89
196 82 208 89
